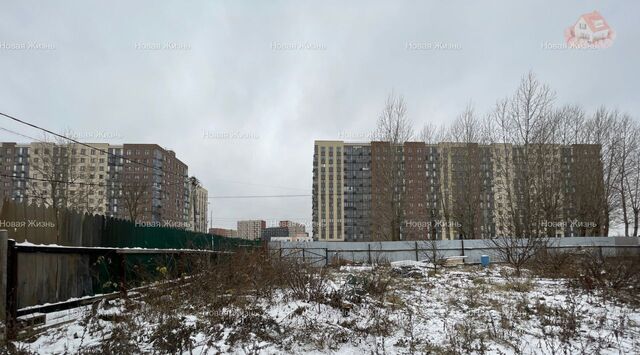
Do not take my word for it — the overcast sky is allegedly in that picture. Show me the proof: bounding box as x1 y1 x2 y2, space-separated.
1 1 638 230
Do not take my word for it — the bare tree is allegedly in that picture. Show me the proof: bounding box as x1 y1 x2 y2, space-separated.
625 143 640 236
27 134 107 241
371 92 414 241
617 114 640 236
419 121 447 145
420 239 446 273
189 176 201 232
27 138 105 213
584 107 622 236
485 72 556 274
620 115 637 236
447 104 486 240
121 181 148 223
553 104 587 145
374 93 414 144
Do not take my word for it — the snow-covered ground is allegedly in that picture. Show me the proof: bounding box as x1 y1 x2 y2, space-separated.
11 263 640 354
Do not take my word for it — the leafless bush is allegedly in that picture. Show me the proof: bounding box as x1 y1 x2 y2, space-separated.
574 251 640 302
530 246 640 303
445 319 490 354
327 254 351 267
86 316 141 354
280 263 329 301
148 315 196 354
420 239 446 273
485 236 550 276
529 246 584 278
0 343 37 355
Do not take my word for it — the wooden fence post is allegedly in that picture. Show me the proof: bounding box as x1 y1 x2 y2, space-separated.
6 238 18 340
176 252 184 278
0 230 7 327
118 253 127 297
325 248 329 266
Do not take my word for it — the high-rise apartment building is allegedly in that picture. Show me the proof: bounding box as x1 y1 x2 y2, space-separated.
0 141 204 231
237 220 266 240
343 143 371 241
118 144 189 227
312 140 606 241
0 143 30 203
188 181 208 233
312 141 345 241
6 142 111 214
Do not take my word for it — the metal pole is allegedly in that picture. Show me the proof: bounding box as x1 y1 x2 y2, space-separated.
415 241 419 261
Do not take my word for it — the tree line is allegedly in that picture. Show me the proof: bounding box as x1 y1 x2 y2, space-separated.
373 71 638 240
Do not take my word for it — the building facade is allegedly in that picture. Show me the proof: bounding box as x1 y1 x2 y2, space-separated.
188 182 208 233
0 143 30 204
263 220 311 242
312 140 606 241
312 141 345 241
118 144 190 227
343 143 371 241
24 142 110 214
0 141 201 231
237 220 266 240
209 227 238 238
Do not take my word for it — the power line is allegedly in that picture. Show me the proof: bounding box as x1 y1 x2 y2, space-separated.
1 173 115 188
209 194 310 199
1 126 194 189
209 217 309 219
0 112 188 181
1 126 196 192
208 178 309 192
0 113 308 192
0 126 173 185
0 173 312 199
0 126 42 143
1 172 172 191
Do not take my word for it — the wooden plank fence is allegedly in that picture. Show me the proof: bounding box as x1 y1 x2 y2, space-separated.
0 199 257 340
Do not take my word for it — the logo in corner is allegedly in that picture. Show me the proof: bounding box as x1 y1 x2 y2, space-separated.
565 10 615 48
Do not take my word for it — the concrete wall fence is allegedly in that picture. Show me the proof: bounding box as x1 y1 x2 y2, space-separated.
269 237 640 265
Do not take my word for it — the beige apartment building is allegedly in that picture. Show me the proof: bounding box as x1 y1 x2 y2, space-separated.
26 142 110 214
312 141 345 241
1 141 205 231
188 183 209 233
237 220 266 240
